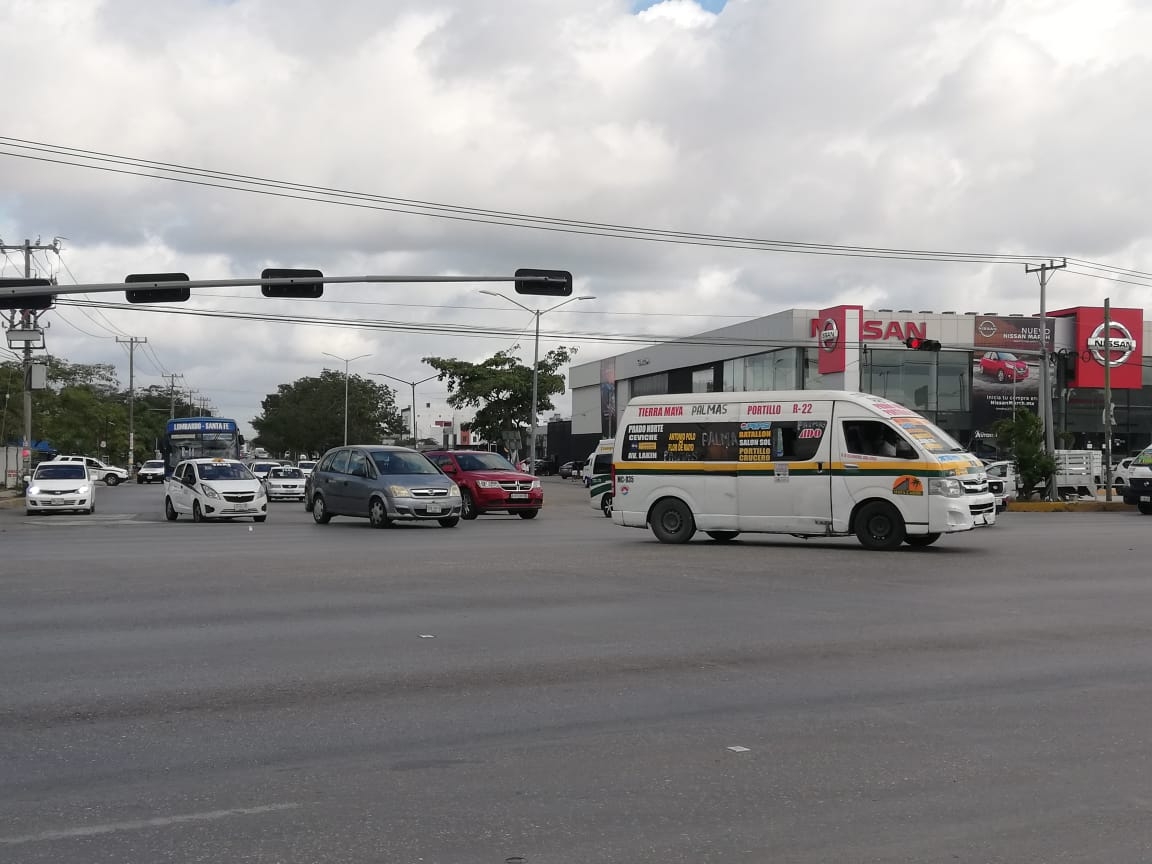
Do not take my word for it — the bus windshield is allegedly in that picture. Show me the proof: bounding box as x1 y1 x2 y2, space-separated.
163 418 242 476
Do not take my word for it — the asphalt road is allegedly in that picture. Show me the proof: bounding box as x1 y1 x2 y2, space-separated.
2 479 1152 862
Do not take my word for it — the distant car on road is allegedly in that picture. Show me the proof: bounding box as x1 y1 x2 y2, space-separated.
44 455 129 486
265 465 307 501
558 461 580 479
136 459 167 484
165 458 267 523
246 460 281 481
25 461 96 516
297 460 317 477
979 351 1029 383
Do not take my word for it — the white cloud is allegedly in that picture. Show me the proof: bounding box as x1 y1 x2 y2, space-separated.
3 0 1152 438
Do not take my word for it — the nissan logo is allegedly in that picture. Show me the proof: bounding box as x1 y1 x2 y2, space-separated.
819 318 839 353
1088 321 1136 367
977 319 998 339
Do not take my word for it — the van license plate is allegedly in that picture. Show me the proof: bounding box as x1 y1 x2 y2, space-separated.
426 503 442 514
510 493 529 500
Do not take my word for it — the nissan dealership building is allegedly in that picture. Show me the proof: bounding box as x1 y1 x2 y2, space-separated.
568 304 1150 460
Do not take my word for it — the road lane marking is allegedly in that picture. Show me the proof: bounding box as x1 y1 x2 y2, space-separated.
0 802 301 845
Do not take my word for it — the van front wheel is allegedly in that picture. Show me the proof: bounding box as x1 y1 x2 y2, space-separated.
854 501 905 550
650 498 696 544
904 532 940 547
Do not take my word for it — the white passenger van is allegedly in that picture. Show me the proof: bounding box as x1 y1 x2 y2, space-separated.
585 438 615 516
612 391 995 550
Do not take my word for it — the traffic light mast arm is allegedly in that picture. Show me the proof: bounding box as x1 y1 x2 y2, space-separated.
0 273 569 300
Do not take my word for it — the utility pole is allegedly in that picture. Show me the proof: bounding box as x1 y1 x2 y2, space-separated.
1103 298 1113 502
1 237 60 486
1025 258 1066 500
162 373 184 419
117 336 147 472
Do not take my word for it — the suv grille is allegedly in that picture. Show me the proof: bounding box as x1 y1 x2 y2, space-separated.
498 480 533 492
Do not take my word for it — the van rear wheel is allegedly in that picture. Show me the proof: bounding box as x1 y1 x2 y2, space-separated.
601 494 613 517
650 498 696 544
904 533 940 547
854 501 905 550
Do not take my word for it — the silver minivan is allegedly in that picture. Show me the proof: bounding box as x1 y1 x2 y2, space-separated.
306 445 462 528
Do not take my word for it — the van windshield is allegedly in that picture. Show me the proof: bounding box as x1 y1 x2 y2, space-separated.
892 417 966 454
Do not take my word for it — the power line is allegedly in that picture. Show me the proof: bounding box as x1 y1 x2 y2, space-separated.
0 136 1059 265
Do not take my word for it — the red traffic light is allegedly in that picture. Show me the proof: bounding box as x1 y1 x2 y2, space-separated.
904 336 941 351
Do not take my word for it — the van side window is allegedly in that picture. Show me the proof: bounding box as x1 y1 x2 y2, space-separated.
621 420 827 463
843 421 916 459
592 454 612 475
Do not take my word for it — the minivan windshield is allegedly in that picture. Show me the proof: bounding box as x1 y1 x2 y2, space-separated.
371 451 440 475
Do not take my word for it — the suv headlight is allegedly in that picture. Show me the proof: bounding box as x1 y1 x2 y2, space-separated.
927 478 963 498
530 479 542 490
201 484 221 499
388 484 411 497
476 480 500 489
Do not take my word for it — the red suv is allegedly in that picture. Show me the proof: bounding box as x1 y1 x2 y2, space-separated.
424 450 543 520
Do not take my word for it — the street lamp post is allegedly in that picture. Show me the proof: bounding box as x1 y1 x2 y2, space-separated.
479 291 595 472
370 370 438 447
322 352 372 446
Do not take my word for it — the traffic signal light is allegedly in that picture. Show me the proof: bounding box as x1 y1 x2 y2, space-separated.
125 272 191 304
904 336 942 351
0 277 54 310
514 268 572 297
261 268 323 298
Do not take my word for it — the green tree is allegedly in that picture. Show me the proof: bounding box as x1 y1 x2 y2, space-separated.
32 357 128 461
251 370 403 456
993 408 1056 500
423 346 575 447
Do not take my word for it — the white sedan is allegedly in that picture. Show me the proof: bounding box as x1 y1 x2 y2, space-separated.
164 458 267 523
265 466 307 501
25 462 96 515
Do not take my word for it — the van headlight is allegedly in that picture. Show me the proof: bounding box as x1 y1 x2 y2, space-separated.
201 484 221 499
928 478 963 498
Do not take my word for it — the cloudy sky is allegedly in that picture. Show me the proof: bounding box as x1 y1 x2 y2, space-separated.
3 0 1151 439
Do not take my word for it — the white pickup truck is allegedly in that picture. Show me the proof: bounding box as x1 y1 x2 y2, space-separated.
44 455 130 486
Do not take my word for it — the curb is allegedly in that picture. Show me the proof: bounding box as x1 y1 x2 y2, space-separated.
1007 501 1135 513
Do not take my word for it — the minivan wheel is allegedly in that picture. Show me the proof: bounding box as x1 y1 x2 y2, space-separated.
368 497 390 528
706 531 739 542
165 497 178 521
311 494 331 524
650 498 696 544
854 501 905 550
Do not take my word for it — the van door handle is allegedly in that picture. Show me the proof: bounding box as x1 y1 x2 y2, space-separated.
843 463 860 471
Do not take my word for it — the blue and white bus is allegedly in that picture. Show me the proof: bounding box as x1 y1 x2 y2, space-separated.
162 417 243 477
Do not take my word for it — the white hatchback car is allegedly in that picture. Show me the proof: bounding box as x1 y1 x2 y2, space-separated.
164 458 268 523
25 461 97 515
265 465 307 501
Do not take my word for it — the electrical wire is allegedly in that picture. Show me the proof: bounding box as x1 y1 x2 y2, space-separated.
0 136 1060 265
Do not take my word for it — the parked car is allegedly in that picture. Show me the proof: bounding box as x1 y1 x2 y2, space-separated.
44 455 129 486
983 460 1019 512
558 460 580 479
423 449 543 520
1122 446 1152 514
305 445 461 528
164 458 268 523
1112 457 1135 490
265 465 307 501
979 351 1029 383
25 461 96 515
136 459 167 484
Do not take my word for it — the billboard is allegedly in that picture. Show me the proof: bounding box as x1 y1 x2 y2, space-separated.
973 315 1053 352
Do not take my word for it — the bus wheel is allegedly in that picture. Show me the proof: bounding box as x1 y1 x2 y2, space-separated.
904 533 940 547
854 501 905 550
650 498 696 544
601 494 613 517
706 531 739 542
